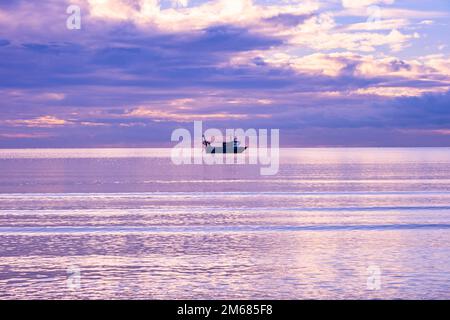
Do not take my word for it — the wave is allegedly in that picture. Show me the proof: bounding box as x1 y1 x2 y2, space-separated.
1 191 450 198
1 223 450 234
1 205 450 214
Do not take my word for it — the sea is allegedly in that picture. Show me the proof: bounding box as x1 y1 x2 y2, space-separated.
0 148 449 299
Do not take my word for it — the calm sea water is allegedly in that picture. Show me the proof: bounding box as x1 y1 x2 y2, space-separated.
0 148 449 299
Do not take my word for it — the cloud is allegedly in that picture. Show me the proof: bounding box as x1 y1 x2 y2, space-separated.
80 0 320 32
0 132 55 139
338 7 448 20
344 19 408 31
354 86 449 97
125 106 262 122
419 20 434 25
380 90 450 129
341 0 394 9
3 116 69 128
37 93 66 101
0 0 450 147
267 12 420 52
228 50 450 92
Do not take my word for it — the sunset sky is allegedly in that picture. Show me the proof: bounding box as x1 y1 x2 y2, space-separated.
0 0 449 147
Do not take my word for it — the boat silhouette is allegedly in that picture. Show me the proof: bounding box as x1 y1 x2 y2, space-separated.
202 135 248 154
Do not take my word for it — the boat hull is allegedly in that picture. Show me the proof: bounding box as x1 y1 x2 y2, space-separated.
205 146 247 154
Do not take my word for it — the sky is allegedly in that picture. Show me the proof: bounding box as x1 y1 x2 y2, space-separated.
0 0 449 147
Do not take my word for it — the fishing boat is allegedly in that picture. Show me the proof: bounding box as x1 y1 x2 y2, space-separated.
202 135 248 154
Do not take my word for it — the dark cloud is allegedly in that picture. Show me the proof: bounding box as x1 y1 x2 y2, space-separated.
388 59 412 72
264 13 314 27
385 91 450 128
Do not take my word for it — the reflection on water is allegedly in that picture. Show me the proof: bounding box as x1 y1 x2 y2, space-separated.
0 148 449 299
